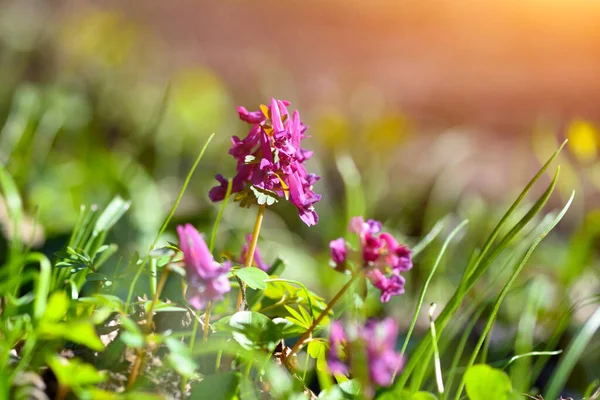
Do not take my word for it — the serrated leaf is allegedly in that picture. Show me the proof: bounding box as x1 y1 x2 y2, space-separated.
233 267 269 290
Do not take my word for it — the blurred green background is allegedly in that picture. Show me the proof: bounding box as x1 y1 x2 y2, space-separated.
2 0 600 397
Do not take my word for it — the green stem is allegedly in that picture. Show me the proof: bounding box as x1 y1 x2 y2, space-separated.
236 204 266 311
203 302 212 342
128 266 170 389
287 274 358 360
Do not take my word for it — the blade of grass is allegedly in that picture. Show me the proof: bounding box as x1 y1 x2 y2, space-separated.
442 307 485 400
401 219 468 355
0 163 23 256
510 278 546 393
453 192 574 400
401 166 562 392
544 303 600 400
29 252 53 320
411 219 446 258
336 154 365 245
503 351 563 369
125 133 214 311
429 303 444 395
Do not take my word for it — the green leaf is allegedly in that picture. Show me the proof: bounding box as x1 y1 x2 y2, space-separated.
233 267 269 290
120 331 145 348
165 337 198 378
43 291 69 322
308 340 325 359
339 379 361 395
464 365 512 400
47 356 106 388
93 196 131 237
411 393 438 400
190 372 241 400
378 391 438 400
249 185 278 206
39 321 104 351
284 305 310 328
229 311 283 352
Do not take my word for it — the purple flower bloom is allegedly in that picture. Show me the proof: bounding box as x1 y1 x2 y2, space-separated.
363 318 405 387
329 238 347 272
177 224 231 309
326 318 405 389
327 321 350 375
209 99 321 226
240 234 269 271
329 217 412 303
366 269 405 303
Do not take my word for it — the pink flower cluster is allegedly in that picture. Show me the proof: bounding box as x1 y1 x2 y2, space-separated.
329 217 412 303
327 318 405 388
209 98 321 226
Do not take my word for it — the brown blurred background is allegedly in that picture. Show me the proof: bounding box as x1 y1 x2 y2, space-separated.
62 0 600 133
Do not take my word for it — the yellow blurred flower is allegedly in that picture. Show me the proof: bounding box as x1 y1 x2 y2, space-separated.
567 119 599 163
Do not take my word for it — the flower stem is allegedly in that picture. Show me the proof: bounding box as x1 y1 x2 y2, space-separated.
145 266 170 332
236 204 266 311
181 313 201 399
287 274 358 360
128 265 170 389
203 301 212 342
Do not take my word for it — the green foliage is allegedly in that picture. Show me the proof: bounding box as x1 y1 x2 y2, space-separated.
190 372 242 400
233 267 269 290
1 28 599 398
228 311 285 352
463 365 512 400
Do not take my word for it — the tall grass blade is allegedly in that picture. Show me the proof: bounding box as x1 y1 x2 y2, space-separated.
400 165 562 392
125 133 215 311
401 219 468 355
453 191 574 400
544 304 600 400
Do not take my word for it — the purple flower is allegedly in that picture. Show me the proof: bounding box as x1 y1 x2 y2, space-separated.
329 217 412 303
363 318 405 387
366 270 405 303
326 319 405 389
240 234 269 271
379 233 412 272
327 321 350 375
177 224 231 309
349 217 382 236
329 238 347 272
209 99 321 226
